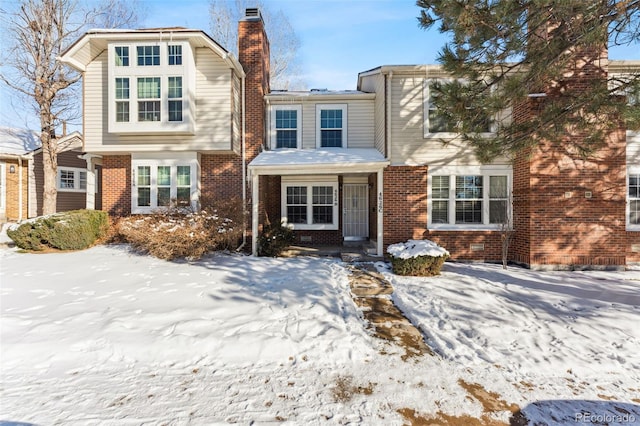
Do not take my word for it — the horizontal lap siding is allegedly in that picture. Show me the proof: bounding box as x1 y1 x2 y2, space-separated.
300 100 375 149
84 49 234 153
359 74 386 154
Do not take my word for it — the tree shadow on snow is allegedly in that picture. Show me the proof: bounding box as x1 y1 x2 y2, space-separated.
512 399 640 425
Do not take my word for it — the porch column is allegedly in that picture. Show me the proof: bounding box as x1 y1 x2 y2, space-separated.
376 168 384 257
251 172 259 256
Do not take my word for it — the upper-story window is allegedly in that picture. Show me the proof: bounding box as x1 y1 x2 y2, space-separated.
423 80 492 136
316 104 347 148
137 45 160 66
428 166 511 229
115 77 130 122
168 76 183 122
168 45 182 65
137 77 161 121
270 105 301 149
115 46 129 66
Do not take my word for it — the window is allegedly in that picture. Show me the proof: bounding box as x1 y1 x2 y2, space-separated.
316 105 347 148
58 167 87 192
271 106 301 149
168 45 182 65
281 179 339 230
629 169 640 229
115 78 130 122
423 80 492 136
137 77 161 122
168 76 183 122
115 46 129 66
133 162 195 213
137 45 160 66
425 82 455 133
428 167 511 229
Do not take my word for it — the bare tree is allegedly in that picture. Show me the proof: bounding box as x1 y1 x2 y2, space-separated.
209 0 304 90
1 0 143 215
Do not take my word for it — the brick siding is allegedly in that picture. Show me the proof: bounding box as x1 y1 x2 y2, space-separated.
102 155 131 216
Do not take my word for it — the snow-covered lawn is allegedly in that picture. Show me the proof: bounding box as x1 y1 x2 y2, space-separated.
1 245 639 425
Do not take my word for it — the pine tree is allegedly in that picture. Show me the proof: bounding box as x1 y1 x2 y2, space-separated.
417 0 640 162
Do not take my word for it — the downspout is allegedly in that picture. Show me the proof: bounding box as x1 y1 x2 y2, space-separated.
386 71 393 160
237 74 247 251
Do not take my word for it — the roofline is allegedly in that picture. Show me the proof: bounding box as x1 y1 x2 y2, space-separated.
30 131 83 155
58 28 245 77
265 92 375 102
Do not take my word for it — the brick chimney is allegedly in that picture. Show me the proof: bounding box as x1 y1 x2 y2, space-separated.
238 7 270 162
512 6 627 269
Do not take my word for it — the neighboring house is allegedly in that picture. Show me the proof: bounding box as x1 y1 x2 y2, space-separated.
59 8 640 269
0 127 90 221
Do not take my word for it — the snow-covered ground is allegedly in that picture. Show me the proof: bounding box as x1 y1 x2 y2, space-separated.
1 244 639 425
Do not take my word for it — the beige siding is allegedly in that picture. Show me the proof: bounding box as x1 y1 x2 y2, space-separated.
298 100 375 149
83 48 234 153
628 132 640 165
389 74 508 166
359 73 386 154
231 71 241 154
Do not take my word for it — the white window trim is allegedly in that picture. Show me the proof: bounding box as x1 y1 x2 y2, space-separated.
316 104 348 148
0 162 5 212
57 167 87 193
108 41 193 134
427 165 512 230
281 177 339 230
269 105 302 149
628 165 640 231
131 158 198 214
422 79 499 138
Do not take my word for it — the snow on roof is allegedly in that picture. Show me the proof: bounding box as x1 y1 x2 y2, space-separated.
249 148 387 169
0 127 40 155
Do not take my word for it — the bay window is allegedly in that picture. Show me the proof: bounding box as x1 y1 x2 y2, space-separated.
137 77 161 122
281 178 339 230
428 167 511 229
132 159 196 213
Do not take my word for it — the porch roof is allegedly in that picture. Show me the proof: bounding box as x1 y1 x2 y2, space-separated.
248 148 389 175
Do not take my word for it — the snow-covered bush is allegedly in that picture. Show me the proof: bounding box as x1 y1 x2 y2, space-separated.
115 199 243 260
387 239 449 276
7 210 109 251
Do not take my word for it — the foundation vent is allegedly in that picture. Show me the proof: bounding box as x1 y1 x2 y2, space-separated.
470 243 485 252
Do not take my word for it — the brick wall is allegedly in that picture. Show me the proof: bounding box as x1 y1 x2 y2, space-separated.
200 154 243 205
102 155 131 216
383 166 428 247
425 231 503 262
4 159 29 221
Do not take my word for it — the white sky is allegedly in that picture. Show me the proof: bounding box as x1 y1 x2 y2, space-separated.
1 0 639 131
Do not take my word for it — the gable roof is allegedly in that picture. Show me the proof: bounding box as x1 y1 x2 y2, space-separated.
58 28 245 77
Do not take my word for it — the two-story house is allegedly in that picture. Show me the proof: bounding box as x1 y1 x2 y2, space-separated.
61 8 640 269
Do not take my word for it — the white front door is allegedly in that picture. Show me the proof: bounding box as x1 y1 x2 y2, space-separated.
0 162 5 219
343 184 368 241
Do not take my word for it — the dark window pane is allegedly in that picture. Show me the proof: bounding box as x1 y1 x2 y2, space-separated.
313 206 333 224
432 200 449 223
157 187 171 207
287 206 307 224
138 188 150 206
138 101 161 121
489 200 508 224
631 200 640 225
312 186 332 204
456 175 483 199
276 130 297 148
321 130 342 147
456 200 482 223
169 100 183 122
432 176 449 199
177 187 190 206
286 186 306 204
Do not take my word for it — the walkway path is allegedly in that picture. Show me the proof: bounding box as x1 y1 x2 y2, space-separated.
347 263 433 360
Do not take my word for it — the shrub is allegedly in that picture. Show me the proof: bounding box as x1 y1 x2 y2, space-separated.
115 199 243 260
258 219 295 257
7 210 110 251
387 239 449 276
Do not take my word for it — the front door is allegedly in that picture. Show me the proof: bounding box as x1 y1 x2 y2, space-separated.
343 184 368 241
